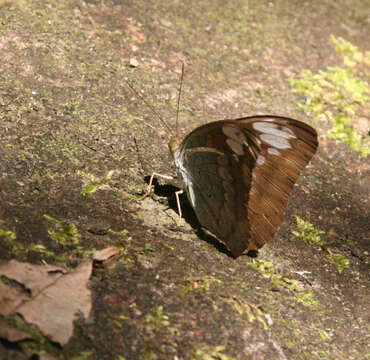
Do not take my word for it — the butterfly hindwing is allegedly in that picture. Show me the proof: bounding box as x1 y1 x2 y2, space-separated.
174 116 318 257
181 145 254 256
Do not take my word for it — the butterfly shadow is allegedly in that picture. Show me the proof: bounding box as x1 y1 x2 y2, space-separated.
144 175 258 259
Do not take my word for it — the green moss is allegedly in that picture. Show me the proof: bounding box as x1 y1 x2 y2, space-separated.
190 345 235 360
78 170 115 196
143 243 154 252
325 249 350 274
43 214 80 245
20 341 46 358
145 306 179 336
249 259 318 307
0 228 16 242
224 297 268 330
331 36 370 68
29 213 91 263
180 275 222 296
296 292 319 308
9 316 60 357
55 253 69 263
316 328 331 341
72 246 97 258
292 216 325 248
28 244 55 258
0 227 22 255
145 306 171 328
288 36 370 157
107 228 132 244
292 217 350 274
70 350 94 360
317 350 326 357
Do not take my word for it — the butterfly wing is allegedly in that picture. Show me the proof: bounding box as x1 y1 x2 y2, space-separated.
174 116 318 257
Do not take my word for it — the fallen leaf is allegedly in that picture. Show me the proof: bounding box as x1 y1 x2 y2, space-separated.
160 19 173 27
129 58 139 67
92 246 120 263
0 260 92 345
0 260 66 296
0 318 32 342
0 281 27 316
19 261 92 345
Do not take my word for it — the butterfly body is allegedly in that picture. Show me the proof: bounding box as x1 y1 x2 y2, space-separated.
168 116 318 257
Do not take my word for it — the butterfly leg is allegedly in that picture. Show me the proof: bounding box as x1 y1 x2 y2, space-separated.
174 189 184 219
140 173 184 226
139 172 174 200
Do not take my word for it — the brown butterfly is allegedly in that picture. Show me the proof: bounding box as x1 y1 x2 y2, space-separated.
168 115 318 257
127 66 318 257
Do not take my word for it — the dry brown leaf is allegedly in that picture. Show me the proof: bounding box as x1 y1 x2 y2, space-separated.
0 260 66 296
129 57 139 67
92 246 120 262
0 281 27 316
0 318 32 342
0 260 92 345
18 261 92 345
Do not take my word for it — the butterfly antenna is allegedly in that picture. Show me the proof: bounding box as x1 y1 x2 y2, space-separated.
125 79 171 133
175 62 185 136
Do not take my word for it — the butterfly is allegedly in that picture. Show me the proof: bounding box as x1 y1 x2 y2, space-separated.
126 67 318 258
168 115 318 257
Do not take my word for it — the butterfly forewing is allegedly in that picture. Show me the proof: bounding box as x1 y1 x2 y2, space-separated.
174 116 318 257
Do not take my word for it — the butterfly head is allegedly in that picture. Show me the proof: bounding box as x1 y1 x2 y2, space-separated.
168 135 182 158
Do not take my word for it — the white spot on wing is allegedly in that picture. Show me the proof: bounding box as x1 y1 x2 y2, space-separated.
226 138 244 155
260 133 291 149
267 147 281 156
253 121 296 139
222 125 246 143
257 155 266 165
